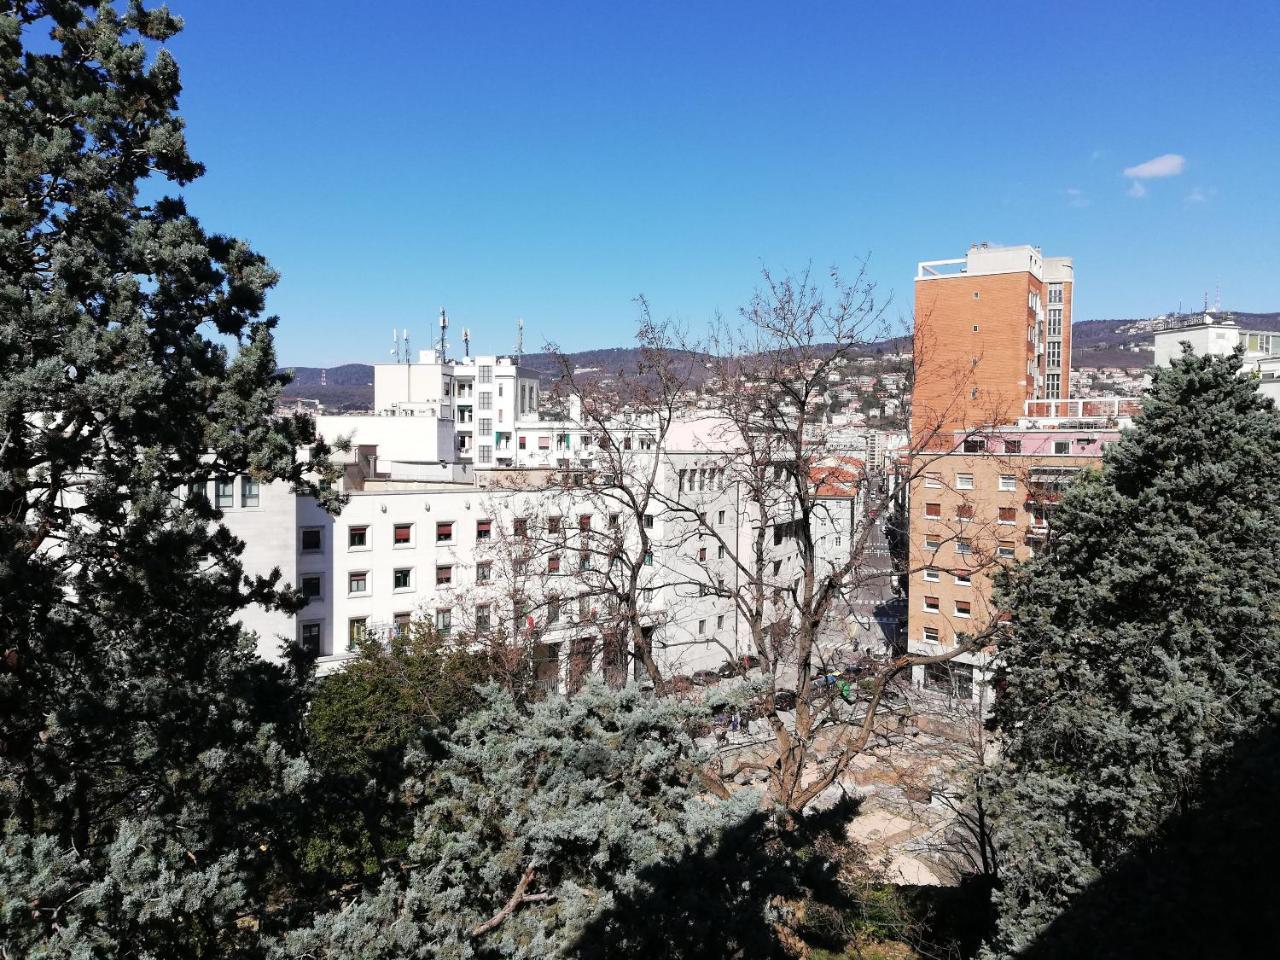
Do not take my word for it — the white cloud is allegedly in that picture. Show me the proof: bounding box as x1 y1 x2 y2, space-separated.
1066 188 1090 208
1123 153 1186 179
1127 180 1148 198
1185 187 1214 204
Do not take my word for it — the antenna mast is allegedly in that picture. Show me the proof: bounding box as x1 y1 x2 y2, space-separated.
463 327 471 358
438 307 449 361
515 316 524 363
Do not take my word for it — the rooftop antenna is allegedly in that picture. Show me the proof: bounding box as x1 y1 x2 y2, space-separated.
515 316 524 363
1215 278 1221 313
463 327 471 358
438 307 449 361
392 326 400 363
404 329 411 363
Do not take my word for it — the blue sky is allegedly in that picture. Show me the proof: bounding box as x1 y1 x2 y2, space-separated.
163 0 1280 366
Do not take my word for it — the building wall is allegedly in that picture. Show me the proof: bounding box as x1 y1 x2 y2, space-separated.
905 443 1110 696
913 269 1037 445
913 245 1074 445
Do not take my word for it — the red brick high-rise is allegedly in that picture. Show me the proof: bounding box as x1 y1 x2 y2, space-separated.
911 243 1072 447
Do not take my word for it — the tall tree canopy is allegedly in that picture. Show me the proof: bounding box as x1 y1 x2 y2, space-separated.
0 2 336 955
986 348 1280 954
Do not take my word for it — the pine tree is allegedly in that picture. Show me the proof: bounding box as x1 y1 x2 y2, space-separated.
985 347 1280 954
281 682 764 959
0 3 336 954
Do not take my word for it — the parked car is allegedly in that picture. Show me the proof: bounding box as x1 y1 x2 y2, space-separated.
773 689 797 711
692 669 720 687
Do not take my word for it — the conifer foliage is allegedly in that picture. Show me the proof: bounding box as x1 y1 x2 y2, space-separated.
282 683 762 960
986 348 1280 954
0 3 335 955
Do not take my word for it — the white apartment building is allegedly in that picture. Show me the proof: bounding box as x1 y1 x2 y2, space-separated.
1153 315 1280 405
222 345 865 690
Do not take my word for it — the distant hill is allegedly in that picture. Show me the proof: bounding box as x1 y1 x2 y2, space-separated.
279 341 908 411
280 312 1277 408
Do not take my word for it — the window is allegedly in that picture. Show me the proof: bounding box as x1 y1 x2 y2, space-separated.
436 565 453 586
956 473 974 490
1053 440 1070 455
998 506 1017 524
300 621 322 655
518 435 527 449
963 437 986 453
548 555 561 574
955 599 971 618
717 544 726 559
436 521 454 543
478 365 492 384
999 475 1016 492
241 477 260 507
393 612 411 639
1048 283 1063 305
301 527 323 552
643 514 654 529
717 615 725 629
579 514 592 531
1046 373 1061 397
1048 307 1063 336
393 568 412 590
697 546 707 562
954 573 972 586
609 513 620 529
924 473 942 488
514 518 528 538
717 509 726 525
925 502 941 518
772 560 782 576
347 618 367 651
435 608 451 635
643 550 654 566
1047 341 1062 369
348 571 367 594
547 596 561 624
478 393 492 410
922 626 940 644
476 561 491 583
348 525 368 548
698 619 707 635
476 605 491 633
477 445 492 464
1004 439 1022 454
547 516 561 535
956 504 974 520
925 661 973 699
923 595 940 613
215 478 234 509
579 595 592 619
478 418 492 433
476 519 492 540
301 575 322 600
998 541 1016 559
579 552 591 571
923 568 940 582
924 535 941 551
393 523 412 546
